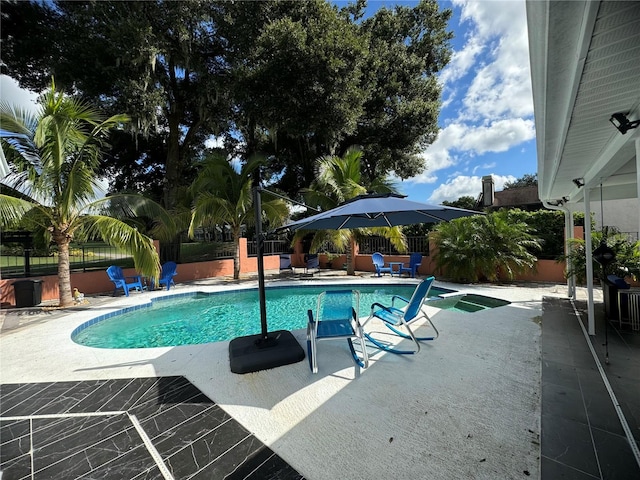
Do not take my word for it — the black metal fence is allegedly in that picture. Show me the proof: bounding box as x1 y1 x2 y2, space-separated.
349 236 430 256
1 236 426 278
246 240 290 256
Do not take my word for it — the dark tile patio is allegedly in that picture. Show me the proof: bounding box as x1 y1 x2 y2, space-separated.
542 297 640 479
0 376 303 480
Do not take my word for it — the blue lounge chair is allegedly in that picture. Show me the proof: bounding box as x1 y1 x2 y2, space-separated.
363 276 438 354
307 290 369 376
400 253 423 278
106 265 144 297
372 252 392 277
158 261 177 290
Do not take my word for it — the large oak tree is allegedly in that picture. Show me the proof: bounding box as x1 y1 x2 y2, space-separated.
2 0 452 200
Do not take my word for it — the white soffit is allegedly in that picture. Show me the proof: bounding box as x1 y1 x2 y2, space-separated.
527 0 640 204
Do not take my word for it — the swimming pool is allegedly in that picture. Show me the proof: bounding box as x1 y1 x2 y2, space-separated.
72 284 456 349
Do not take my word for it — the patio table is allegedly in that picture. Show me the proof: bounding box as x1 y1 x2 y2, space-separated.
388 262 404 277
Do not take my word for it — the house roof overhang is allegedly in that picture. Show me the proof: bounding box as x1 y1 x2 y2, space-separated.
526 0 640 206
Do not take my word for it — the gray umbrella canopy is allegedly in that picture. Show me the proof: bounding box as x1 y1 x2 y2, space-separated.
278 193 481 231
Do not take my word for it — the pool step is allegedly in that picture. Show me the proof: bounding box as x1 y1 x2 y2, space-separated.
428 294 510 313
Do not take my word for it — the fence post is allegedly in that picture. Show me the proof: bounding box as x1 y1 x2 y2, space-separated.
24 248 31 277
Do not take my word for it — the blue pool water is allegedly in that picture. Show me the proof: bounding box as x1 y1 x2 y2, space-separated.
72 284 455 349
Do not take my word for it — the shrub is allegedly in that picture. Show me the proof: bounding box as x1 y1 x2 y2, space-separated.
431 210 542 283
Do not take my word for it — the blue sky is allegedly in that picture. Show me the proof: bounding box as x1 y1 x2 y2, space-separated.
385 0 536 203
1 0 536 205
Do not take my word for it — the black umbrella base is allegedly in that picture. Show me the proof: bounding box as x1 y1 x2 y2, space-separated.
229 330 305 374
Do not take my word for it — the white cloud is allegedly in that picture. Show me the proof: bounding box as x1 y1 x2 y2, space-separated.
439 35 484 87
427 173 516 204
204 135 224 149
455 0 532 120
458 118 535 154
472 162 496 174
414 0 533 193
408 118 534 184
0 75 39 112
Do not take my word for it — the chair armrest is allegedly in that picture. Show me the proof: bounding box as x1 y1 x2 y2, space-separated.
391 295 410 307
352 307 365 325
307 309 318 335
370 302 394 315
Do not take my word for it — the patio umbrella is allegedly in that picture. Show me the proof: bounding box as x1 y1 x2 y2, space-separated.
230 191 480 374
277 192 481 232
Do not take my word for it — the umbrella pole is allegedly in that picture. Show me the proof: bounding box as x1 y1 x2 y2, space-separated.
227 181 305 374
253 184 270 342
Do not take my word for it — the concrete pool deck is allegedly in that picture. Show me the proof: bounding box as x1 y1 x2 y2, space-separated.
0 274 603 478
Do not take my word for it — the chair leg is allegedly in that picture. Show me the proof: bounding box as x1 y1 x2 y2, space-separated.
383 313 439 342
364 332 419 355
307 310 318 373
347 334 369 378
363 314 421 355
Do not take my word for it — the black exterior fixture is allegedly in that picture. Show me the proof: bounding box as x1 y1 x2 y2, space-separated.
609 112 640 134
572 178 585 188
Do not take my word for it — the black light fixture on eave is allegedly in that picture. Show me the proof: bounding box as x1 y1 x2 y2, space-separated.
572 177 585 188
609 112 640 135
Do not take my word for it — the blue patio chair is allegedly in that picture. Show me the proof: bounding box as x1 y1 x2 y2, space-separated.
372 252 392 277
307 290 369 376
158 261 178 290
279 254 293 271
363 276 438 354
400 253 423 278
106 265 144 297
304 253 319 274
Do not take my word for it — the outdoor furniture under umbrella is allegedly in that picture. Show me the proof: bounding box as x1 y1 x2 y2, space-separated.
278 192 481 232
229 191 480 374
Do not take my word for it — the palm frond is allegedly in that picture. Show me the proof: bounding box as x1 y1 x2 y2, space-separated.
83 215 160 279
0 194 48 227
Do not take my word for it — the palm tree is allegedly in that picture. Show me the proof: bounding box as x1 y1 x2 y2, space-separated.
0 80 167 307
295 146 407 275
188 153 288 279
431 210 542 282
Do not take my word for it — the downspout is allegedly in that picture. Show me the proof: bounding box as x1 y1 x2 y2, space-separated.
543 200 576 299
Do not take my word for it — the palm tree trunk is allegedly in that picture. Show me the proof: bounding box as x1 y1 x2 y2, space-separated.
233 234 240 280
346 235 356 276
55 238 74 307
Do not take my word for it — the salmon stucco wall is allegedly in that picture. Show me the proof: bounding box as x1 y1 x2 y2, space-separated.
1 251 280 307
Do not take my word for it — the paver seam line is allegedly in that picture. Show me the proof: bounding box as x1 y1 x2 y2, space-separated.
1 411 175 480
128 413 175 480
183 432 253 480
542 455 601 479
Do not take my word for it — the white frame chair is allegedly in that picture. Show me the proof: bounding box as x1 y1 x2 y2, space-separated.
307 290 369 376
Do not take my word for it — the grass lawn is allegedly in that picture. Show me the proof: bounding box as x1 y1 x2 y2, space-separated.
1 243 134 276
